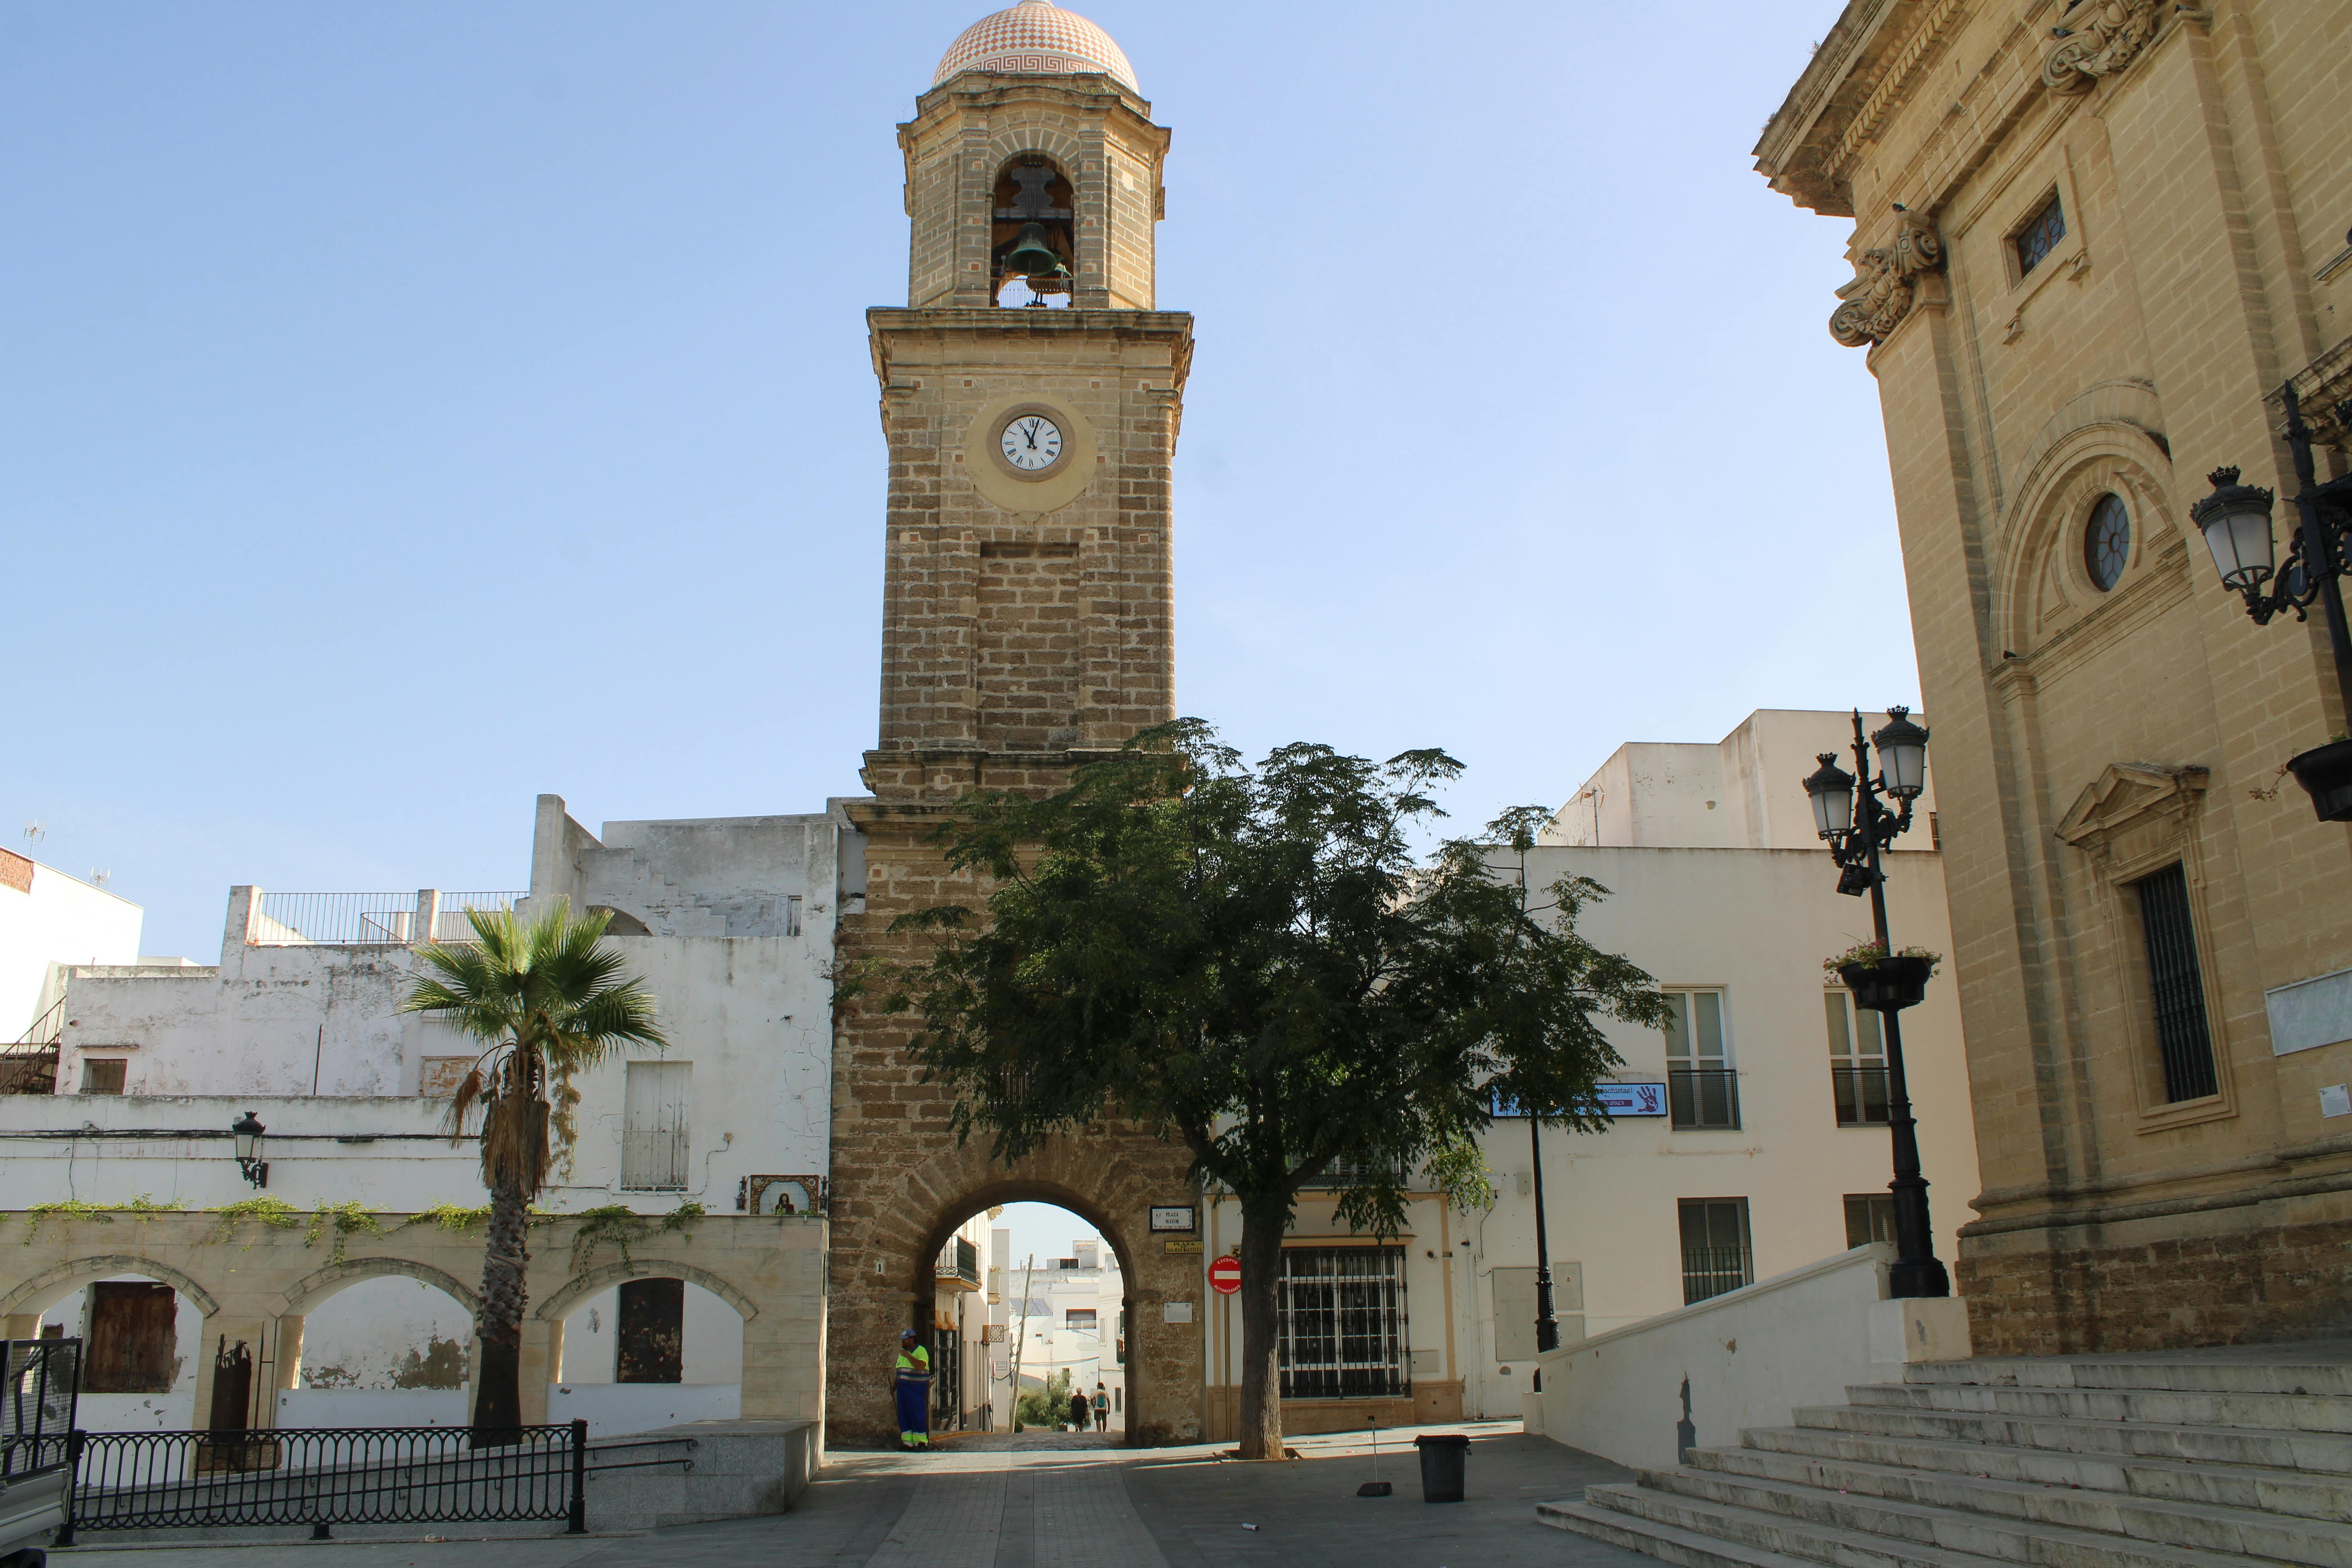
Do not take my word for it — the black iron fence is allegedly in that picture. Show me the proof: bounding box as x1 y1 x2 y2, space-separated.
57 1422 590 1543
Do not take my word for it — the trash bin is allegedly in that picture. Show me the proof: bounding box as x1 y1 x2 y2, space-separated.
1413 1433 1469 1503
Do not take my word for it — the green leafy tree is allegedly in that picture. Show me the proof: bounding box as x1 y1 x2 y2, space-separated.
1015 1367 1075 1430
880 720 1666 1459
403 901 665 1441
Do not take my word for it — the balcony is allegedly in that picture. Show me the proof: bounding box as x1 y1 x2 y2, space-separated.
1668 1068 1740 1131
936 1236 980 1293
1682 1245 1754 1305
1831 1065 1891 1127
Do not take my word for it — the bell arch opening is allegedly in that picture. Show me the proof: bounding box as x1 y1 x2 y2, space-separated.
991 154 1075 308
907 1188 1133 1442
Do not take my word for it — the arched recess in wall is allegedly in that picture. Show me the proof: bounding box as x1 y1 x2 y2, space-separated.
1997 425 2179 661
539 1260 751 1430
5 1259 212 1435
0 1254 219 1321
588 904 652 936
278 1267 478 1422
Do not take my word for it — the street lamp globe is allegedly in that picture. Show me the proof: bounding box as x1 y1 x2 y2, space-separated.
2189 466 2278 592
1872 708 1931 800
1803 754 1857 838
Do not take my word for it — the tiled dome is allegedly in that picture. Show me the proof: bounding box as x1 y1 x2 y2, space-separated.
934 0 1137 93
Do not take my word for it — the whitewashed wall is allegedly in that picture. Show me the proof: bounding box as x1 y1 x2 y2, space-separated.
0 854 143 1038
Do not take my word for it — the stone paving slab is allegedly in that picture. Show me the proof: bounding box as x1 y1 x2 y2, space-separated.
52 1422 1647 1567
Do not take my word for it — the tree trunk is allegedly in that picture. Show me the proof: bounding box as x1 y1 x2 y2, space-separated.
1234 1196 1288 1460
470 1175 530 1445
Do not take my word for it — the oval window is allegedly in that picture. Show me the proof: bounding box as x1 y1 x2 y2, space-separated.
2084 493 2130 591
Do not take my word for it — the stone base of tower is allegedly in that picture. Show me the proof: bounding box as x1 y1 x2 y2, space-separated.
1955 1184 2352 1357
825 795 1204 1448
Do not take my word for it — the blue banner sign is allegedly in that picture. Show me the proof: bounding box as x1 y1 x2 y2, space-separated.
1491 1081 1668 1118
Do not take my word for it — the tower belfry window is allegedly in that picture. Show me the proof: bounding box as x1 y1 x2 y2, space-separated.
993 157 1074 307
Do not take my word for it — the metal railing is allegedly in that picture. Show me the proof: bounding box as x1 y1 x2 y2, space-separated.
1830 1065 1892 1126
1 996 67 1094
251 892 526 947
936 1236 980 1289
1681 1246 1755 1305
1668 1068 1741 1130
4 1339 80 1461
253 894 423 946
432 893 526 943
58 1422 588 1542
1681 1246 1754 1305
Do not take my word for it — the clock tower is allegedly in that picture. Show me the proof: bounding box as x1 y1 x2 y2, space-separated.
828 2 1204 1447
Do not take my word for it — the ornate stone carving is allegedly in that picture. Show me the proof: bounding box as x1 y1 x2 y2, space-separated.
2041 0 2164 96
1829 205 1945 348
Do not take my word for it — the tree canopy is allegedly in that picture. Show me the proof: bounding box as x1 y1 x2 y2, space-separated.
875 720 1668 1455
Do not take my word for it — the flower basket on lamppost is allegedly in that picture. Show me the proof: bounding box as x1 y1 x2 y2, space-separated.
1831 946 1939 1013
2187 381 2352 823
1801 708 1950 1300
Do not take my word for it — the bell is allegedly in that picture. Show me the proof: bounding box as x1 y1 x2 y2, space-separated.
1003 221 1066 281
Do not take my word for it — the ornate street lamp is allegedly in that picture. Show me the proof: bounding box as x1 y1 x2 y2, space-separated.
2188 381 2352 821
231 1111 268 1189
1802 709 1949 1299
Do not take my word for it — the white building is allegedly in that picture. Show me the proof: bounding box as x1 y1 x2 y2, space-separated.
0 847 147 1092
4 793 856 1436
989 1231 1124 1432
1199 710 1980 1435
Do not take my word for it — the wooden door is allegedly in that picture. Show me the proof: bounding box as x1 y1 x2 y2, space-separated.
85 1282 176 1393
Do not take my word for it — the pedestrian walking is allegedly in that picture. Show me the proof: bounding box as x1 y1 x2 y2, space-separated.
1069 1385 1091 1434
895 1329 932 1450
1092 1384 1110 1432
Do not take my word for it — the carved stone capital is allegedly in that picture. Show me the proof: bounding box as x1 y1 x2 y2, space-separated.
1829 205 1945 349
2041 0 2165 96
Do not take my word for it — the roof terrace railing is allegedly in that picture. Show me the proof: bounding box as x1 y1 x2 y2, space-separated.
250 891 525 947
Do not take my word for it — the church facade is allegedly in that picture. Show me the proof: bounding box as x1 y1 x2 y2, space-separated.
1757 0 2352 1354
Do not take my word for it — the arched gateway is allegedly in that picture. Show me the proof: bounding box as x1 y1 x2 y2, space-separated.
824 2 1203 1446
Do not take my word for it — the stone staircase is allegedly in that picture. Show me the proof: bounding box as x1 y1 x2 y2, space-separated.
1539 1343 2352 1568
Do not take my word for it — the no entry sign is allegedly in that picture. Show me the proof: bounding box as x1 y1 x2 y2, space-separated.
1209 1255 1242 1295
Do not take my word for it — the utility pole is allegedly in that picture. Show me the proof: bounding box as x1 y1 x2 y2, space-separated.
1009 1252 1036 1431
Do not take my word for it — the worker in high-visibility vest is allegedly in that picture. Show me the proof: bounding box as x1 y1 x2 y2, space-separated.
895 1328 932 1449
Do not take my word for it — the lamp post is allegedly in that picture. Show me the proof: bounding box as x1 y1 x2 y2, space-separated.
1530 1114 1559 1354
1802 709 1949 1299
230 1111 268 1189
2187 381 2352 821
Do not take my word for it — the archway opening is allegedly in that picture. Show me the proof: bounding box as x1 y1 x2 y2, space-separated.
552 1278 745 1437
280 1274 473 1430
912 1197 1128 1441
38 1275 201 1432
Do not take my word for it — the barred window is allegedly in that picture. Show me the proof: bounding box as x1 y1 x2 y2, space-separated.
1278 1247 1409 1400
1824 991 1889 1127
2135 865 2218 1103
2016 193 2067 277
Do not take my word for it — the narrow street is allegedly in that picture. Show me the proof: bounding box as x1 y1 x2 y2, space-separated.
53 1423 1651 1568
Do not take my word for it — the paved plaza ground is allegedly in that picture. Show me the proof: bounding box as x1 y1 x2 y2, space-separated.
51 1420 1650 1568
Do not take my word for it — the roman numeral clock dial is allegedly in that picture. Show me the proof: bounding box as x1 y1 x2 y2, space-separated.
1000 414 1063 472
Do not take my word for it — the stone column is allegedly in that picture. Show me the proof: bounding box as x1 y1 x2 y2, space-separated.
257 1314 304 1430
1 1314 40 1341
413 889 442 947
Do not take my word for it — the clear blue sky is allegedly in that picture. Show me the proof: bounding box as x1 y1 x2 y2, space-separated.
3 0 1900 959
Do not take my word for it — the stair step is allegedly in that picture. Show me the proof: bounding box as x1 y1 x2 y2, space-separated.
1850 1380 2352 1434
1572 1482 2066 1568
1631 1468 2277 1568
1688 1444 2352 1564
1537 1496 1898 1568
1744 1424 2352 1523
1907 1353 2352 1400
1794 1400 2352 1472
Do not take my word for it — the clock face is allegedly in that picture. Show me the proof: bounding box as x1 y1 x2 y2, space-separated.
1000 414 1063 473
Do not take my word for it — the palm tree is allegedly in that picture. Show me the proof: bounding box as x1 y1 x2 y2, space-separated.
403 900 665 1440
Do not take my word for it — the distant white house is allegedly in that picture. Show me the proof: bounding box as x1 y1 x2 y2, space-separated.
0 847 146 1089
989 1231 1124 1432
